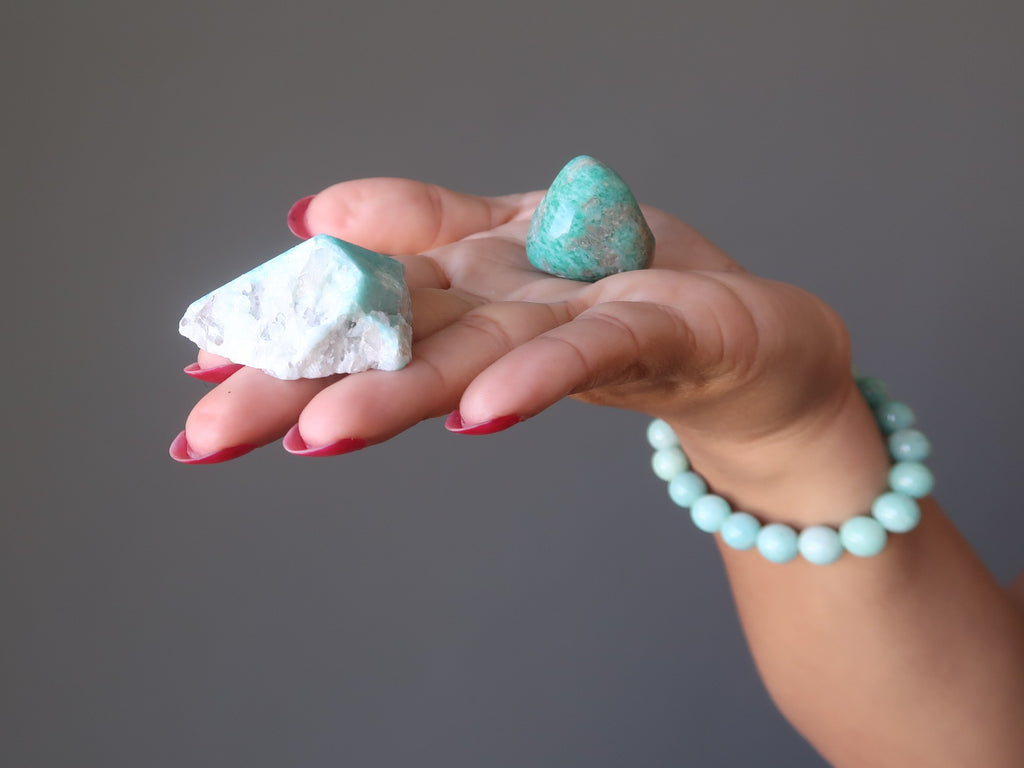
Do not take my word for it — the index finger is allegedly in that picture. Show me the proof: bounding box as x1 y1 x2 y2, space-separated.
296 178 539 255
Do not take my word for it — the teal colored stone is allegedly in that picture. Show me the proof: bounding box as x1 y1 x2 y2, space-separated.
651 446 689 481
798 526 844 565
888 428 931 462
690 494 732 533
526 155 654 281
875 401 915 434
756 523 799 563
646 419 679 450
856 376 889 408
887 462 934 499
872 491 922 532
839 515 888 557
720 512 761 550
667 471 707 508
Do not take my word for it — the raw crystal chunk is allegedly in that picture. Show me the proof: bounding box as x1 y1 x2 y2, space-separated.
526 155 654 281
179 235 413 380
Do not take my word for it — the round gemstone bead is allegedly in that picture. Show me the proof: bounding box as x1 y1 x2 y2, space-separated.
646 419 679 450
840 516 888 557
888 428 931 462
888 461 934 499
690 494 732 534
856 376 889 408
798 526 844 565
668 471 707 508
651 446 689 481
871 492 921 533
875 401 915 434
757 524 799 563
720 512 761 550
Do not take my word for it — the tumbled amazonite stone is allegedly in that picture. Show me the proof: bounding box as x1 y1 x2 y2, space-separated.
526 155 654 281
179 234 412 380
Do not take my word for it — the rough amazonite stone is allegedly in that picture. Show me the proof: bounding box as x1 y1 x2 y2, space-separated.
179 234 412 380
526 155 654 281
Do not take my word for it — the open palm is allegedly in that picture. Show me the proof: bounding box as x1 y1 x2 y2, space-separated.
175 179 850 463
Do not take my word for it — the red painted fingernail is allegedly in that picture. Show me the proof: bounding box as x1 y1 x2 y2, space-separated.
444 410 522 435
183 362 244 384
287 195 315 239
282 424 367 457
169 430 257 465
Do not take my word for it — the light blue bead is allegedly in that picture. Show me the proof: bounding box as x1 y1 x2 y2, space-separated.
888 462 934 499
690 494 732 533
798 526 844 565
651 446 689 481
888 428 931 462
720 512 761 550
668 471 707 508
646 419 679 450
875 401 915 434
757 523 799 563
871 492 921 533
856 376 889 408
840 516 888 557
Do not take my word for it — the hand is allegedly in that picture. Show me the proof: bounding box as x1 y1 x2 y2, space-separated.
175 177 855 472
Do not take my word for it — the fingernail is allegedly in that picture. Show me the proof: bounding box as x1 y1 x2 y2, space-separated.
282 424 367 457
287 195 315 239
169 430 257 465
183 362 244 384
444 410 522 435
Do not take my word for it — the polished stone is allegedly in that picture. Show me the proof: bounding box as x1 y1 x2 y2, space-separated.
526 155 654 281
179 234 412 379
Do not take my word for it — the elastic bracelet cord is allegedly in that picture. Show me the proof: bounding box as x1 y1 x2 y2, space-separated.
647 376 933 564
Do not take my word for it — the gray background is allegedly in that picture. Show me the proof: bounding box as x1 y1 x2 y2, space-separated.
4 1 1022 766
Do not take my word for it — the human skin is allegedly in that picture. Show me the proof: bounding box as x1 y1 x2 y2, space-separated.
174 179 1024 766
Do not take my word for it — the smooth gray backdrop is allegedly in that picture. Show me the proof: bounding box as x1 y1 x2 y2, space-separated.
4 1 1022 766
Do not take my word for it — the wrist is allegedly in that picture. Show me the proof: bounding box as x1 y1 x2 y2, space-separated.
663 378 891 528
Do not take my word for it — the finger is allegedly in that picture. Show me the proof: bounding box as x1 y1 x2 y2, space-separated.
453 276 752 427
290 300 571 450
178 288 479 458
196 350 232 367
181 367 336 458
183 350 243 383
301 178 538 255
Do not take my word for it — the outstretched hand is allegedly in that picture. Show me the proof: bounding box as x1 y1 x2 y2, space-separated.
175 178 852 462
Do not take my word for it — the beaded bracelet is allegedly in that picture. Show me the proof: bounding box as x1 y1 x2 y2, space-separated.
647 376 934 564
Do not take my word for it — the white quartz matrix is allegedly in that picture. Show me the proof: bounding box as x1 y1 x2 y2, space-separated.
179 235 413 379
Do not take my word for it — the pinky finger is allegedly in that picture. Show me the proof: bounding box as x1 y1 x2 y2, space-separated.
451 301 705 430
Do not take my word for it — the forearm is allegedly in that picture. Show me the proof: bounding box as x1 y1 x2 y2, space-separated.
668 382 1024 767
